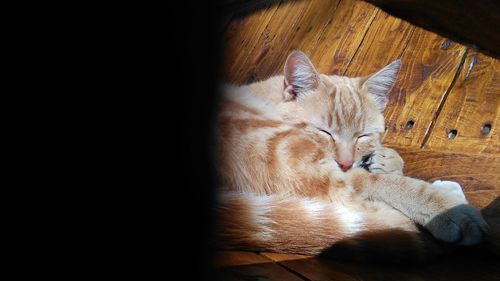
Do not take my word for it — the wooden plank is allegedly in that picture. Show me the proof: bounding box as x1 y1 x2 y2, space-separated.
281 253 500 281
343 9 415 76
280 258 413 281
238 0 342 84
465 190 500 210
216 262 306 281
215 251 305 281
223 1 281 83
380 28 468 147
309 0 379 75
229 0 311 84
214 251 273 267
279 258 357 281
424 50 500 154
248 0 342 79
225 0 380 82
340 13 470 149
390 146 500 192
259 252 310 262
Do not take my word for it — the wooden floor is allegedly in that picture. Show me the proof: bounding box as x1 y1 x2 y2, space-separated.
215 249 500 281
218 0 500 279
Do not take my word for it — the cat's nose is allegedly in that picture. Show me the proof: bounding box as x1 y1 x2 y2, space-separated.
336 160 353 172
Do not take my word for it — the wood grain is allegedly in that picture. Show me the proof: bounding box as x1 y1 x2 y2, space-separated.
424 50 500 154
343 9 415 76
229 0 311 83
214 251 272 267
390 145 500 192
466 190 500 209
259 252 310 262
216 262 305 281
279 258 359 281
223 0 281 83
381 28 468 147
214 251 306 281
238 0 341 84
308 0 378 75
248 0 342 79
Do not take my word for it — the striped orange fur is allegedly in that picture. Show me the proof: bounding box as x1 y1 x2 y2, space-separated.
215 51 487 261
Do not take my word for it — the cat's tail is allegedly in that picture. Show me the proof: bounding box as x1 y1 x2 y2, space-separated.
216 192 444 263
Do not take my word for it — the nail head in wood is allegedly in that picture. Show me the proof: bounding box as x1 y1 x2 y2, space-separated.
441 40 451 50
448 129 458 139
482 123 491 135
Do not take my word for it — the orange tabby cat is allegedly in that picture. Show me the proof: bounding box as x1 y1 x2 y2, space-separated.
215 51 487 261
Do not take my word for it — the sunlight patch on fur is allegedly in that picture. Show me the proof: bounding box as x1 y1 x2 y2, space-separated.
252 195 276 241
336 205 365 234
302 199 327 218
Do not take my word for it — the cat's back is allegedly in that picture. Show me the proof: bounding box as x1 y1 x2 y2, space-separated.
216 80 332 195
216 81 293 193
218 81 284 136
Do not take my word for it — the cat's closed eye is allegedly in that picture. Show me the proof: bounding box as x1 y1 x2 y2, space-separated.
356 134 373 142
319 129 331 136
318 129 336 142
357 133 372 139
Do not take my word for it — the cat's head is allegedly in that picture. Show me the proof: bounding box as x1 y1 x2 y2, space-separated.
278 50 400 171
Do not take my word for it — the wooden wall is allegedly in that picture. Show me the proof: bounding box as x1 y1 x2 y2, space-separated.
221 0 499 207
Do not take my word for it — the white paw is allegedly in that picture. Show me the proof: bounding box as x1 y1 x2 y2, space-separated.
431 180 467 203
364 147 404 175
426 180 487 245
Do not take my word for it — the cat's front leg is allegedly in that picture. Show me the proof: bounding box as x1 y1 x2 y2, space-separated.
347 169 488 245
362 146 404 175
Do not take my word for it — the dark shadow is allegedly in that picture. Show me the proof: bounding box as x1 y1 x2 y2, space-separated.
363 0 500 59
482 196 500 218
319 228 446 264
481 196 500 256
319 204 499 264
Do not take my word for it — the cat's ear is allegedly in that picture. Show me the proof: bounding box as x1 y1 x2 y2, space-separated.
361 59 401 111
283 50 319 101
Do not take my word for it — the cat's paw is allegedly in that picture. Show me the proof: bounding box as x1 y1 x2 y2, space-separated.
425 181 487 245
431 180 467 203
425 204 488 245
365 147 404 175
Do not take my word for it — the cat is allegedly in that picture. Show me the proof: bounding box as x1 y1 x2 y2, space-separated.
215 50 488 262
